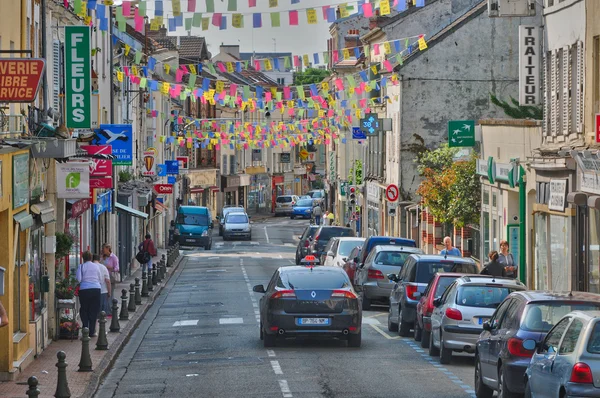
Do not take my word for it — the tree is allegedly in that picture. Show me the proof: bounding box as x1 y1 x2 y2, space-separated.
293 68 331 85
490 94 543 120
348 160 363 185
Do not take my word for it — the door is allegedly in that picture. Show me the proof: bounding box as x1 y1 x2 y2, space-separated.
479 299 512 380
489 300 524 383
431 282 456 347
529 317 570 394
550 318 584 395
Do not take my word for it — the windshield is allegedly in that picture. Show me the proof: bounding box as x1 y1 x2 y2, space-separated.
374 251 410 266
226 214 248 223
318 228 355 241
456 285 520 308
279 271 350 289
416 262 478 283
434 276 460 298
522 302 600 332
177 213 209 226
277 196 293 203
338 240 363 257
223 207 243 216
296 199 313 207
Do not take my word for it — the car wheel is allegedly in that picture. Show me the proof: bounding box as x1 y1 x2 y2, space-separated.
348 330 361 348
414 318 422 342
429 329 440 356
361 290 371 310
387 306 398 332
421 329 430 349
398 307 411 337
439 333 452 364
295 254 301 265
475 355 493 398
291 215 295 219
263 333 276 347
498 366 518 398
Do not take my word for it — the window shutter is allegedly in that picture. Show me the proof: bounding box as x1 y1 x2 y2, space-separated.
550 49 558 136
52 40 61 119
562 46 571 135
229 154 236 175
575 40 584 133
543 52 549 137
222 155 228 175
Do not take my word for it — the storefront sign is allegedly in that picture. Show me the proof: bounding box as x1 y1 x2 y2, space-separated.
519 25 540 106
367 182 380 201
495 162 512 183
548 179 567 212
94 124 133 165
177 156 189 170
0 59 45 102
89 177 112 189
252 149 262 162
142 148 157 176
280 153 291 163
56 162 90 199
165 160 179 175
64 26 91 128
580 171 600 195
94 190 112 220
12 153 29 209
70 198 90 219
154 184 173 194
81 145 112 177
328 151 336 179
476 158 489 177
448 120 475 148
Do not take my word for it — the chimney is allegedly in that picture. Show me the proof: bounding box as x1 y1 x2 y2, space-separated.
220 44 240 59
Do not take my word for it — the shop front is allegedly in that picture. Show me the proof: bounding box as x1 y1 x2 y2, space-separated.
284 172 294 196
365 181 382 237
272 174 284 212
116 190 149 278
188 169 219 216
246 166 271 214
221 175 240 206
66 199 91 274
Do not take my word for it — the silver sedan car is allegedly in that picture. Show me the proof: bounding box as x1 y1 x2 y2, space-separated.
525 310 600 398
222 212 252 240
429 275 526 364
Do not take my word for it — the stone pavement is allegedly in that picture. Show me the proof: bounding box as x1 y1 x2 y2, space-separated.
0 248 184 398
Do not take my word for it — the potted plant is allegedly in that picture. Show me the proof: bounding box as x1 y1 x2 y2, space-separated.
55 276 78 300
59 315 80 339
55 232 75 260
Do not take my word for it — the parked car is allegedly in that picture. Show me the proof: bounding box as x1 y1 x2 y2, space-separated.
429 275 526 365
307 189 325 206
175 205 214 250
253 266 362 347
524 310 600 398
413 273 467 348
222 212 251 241
388 254 479 337
309 226 355 263
274 195 299 216
296 225 319 265
290 198 314 219
343 246 363 285
475 291 600 398
357 236 417 269
356 245 423 310
218 206 245 236
322 237 365 267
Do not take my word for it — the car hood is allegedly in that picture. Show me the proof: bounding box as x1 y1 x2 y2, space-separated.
178 224 209 234
293 206 312 212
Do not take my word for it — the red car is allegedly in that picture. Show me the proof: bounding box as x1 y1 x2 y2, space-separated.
342 246 362 285
414 272 464 349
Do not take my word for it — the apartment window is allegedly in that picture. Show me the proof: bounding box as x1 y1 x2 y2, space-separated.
277 77 285 85
229 154 236 175
26 18 30 51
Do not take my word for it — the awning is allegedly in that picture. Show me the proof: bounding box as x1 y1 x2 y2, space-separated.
30 200 56 224
115 202 149 220
13 210 34 231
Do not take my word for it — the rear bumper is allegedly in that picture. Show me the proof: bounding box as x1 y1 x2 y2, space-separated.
178 235 211 247
401 300 417 322
264 311 361 337
275 207 293 215
223 231 251 239
441 325 482 351
363 283 393 301
565 382 600 398
422 315 432 331
503 359 530 394
292 211 311 218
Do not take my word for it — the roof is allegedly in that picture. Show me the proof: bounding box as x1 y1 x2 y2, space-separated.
512 291 600 303
279 265 346 273
239 52 292 61
374 245 422 253
409 254 476 263
333 237 366 242
147 28 209 62
457 275 525 286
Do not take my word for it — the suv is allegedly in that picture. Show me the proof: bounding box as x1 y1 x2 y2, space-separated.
218 206 245 236
309 226 355 263
357 236 417 269
275 195 299 216
387 254 479 336
295 225 319 264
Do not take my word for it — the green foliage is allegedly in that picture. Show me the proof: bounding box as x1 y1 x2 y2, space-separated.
490 94 543 120
348 160 363 185
55 232 75 259
448 154 481 228
119 170 133 183
293 68 331 85
416 143 458 175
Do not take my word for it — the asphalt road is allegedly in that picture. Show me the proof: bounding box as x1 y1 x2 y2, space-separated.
95 218 480 398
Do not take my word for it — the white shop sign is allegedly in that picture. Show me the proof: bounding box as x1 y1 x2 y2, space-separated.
548 179 567 212
367 182 380 201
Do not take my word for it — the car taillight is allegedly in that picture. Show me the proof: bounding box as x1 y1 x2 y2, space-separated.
507 337 535 358
406 284 419 300
270 290 296 299
445 307 462 321
291 201 296 205
331 290 357 299
570 362 594 384
368 269 384 279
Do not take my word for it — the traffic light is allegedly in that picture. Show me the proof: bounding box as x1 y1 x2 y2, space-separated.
348 186 357 205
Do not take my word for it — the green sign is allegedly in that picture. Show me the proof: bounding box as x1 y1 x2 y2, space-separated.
507 224 520 274
448 120 475 147
64 26 91 129
340 182 347 196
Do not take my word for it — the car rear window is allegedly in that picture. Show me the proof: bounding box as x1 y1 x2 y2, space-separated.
309 191 323 198
277 196 292 203
456 285 520 308
521 302 600 332
318 228 355 240
296 199 313 207
587 322 600 354
338 240 363 257
279 271 350 289
374 251 410 266
434 276 460 298
302 226 318 240
416 262 478 283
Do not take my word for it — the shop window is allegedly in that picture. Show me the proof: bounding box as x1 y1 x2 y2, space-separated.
492 192 497 208
13 233 22 334
29 228 44 320
589 208 600 293
483 212 490 256
550 215 570 291
535 213 549 290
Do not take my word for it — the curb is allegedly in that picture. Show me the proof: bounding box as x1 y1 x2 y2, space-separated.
82 253 186 398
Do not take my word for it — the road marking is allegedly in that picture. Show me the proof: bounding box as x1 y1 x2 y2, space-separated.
362 317 382 325
267 350 276 357
264 226 270 243
270 360 283 375
206 269 227 272
219 317 244 324
369 324 401 340
172 320 199 327
186 374 199 377
278 254 283 259
288 260 295 265
278 380 293 398
250 241 259 245
208 256 220 260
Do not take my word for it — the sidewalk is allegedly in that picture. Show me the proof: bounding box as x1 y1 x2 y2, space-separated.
0 248 184 398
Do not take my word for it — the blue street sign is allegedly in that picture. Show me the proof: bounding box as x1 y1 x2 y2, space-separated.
157 164 167 177
94 124 133 165
165 160 179 175
359 113 382 136
352 127 367 140
167 176 176 184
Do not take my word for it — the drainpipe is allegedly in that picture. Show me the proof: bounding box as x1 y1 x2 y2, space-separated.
518 165 526 284
41 0 49 111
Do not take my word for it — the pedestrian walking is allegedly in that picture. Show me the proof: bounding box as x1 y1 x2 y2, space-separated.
94 254 111 318
139 233 158 273
440 236 462 257
76 251 103 337
101 243 119 299
168 220 176 247
312 203 322 226
480 251 507 278
498 240 517 278
0 300 8 328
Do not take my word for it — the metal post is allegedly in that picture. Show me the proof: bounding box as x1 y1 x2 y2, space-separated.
127 283 136 312
141 270 149 297
134 277 142 305
518 165 526 284
95 312 109 350
54 351 71 398
147 267 154 292
26 376 40 398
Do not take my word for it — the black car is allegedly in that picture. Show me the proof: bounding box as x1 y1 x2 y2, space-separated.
475 291 600 398
309 226 355 263
253 266 362 347
296 225 319 264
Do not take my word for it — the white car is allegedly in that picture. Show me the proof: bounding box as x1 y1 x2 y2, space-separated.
322 237 365 267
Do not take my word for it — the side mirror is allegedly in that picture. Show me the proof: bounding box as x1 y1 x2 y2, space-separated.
248 215 252 219
358 263 365 269
482 321 492 331
253 285 266 294
327 251 335 257
433 298 442 307
342 257 348 262
387 274 398 282
522 339 537 351
210 222 214 229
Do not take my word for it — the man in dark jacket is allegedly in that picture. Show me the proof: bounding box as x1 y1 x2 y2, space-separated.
480 251 506 277
139 233 158 273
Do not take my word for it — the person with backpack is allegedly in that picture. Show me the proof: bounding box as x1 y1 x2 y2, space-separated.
138 233 157 273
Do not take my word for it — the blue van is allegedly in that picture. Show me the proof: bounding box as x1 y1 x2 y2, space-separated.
357 236 417 268
175 206 214 250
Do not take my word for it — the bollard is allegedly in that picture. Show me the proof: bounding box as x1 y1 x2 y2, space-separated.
119 289 129 320
95 312 109 350
110 298 120 332
163 253 169 268
134 277 142 305
127 283 136 312
141 270 149 297
147 267 154 292
26 376 40 398
161 259 166 279
157 260 164 282
152 263 157 286
78 328 93 372
54 351 71 398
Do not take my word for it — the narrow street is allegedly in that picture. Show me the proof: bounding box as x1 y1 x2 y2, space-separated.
95 219 478 398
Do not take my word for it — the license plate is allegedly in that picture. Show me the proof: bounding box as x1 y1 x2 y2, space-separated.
299 318 330 325
186 239 195 243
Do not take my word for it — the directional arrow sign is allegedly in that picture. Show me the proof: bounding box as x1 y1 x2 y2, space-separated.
448 120 475 148
360 113 382 136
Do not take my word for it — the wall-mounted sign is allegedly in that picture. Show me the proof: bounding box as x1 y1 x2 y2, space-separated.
94 190 112 220
165 160 179 175
476 158 489 177
518 25 540 106
56 162 90 199
89 177 112 189
154 184 173 195
280 153 291 163
548 179 567 212
448 120 475 147
64 26 91 128
69 198 90 219
12 154 29 209
0 59 45 102
252 149 262 162
352 126 367 140
94 124 133 165
81 145 112 177
142 148 157 176
177 156 189 170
